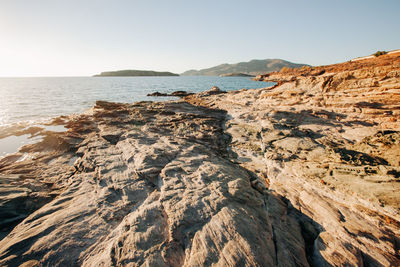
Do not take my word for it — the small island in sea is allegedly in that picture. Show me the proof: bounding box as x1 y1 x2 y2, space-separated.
94 70 179 77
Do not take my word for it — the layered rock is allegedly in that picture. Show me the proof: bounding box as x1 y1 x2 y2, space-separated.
185 52 400 266
0 52 399 266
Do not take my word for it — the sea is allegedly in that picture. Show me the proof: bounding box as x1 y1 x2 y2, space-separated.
0 76 273 157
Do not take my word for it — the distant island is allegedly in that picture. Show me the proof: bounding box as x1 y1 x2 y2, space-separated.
181 59 309 76
94 70 179 77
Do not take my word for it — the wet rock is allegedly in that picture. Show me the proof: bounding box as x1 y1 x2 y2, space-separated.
147 90 193 97
171 90 193 97
147 91 168 96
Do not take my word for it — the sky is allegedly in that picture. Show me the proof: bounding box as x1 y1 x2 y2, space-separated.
0 0 399 77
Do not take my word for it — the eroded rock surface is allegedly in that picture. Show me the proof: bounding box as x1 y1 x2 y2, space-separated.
0 53 399 266
185 52 400 266
0 101 308 266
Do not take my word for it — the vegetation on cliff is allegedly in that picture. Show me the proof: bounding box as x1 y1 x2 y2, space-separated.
374 50 387 57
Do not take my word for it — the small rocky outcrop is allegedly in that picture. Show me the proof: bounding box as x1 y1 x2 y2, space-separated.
196 86 226 97
147 90 193 97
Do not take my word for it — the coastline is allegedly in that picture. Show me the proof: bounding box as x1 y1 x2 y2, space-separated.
0 76 271 130
0 53 399 266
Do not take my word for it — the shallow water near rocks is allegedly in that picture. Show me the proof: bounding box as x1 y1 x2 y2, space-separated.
0 76 272 126
0 76 272 158
0 134 42 157
0 124 67 158
41 125 67 132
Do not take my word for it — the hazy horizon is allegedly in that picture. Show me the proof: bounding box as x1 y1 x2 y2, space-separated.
1 0 399 77
0 58 310 78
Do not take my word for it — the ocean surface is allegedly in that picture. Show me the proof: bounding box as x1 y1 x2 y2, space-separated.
0 76 272 157
0 76 272 127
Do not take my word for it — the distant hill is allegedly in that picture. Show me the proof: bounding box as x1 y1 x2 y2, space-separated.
181 59 309 76
94 70 179 77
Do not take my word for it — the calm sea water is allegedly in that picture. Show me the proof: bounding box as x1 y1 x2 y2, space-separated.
0 76 272 157
0 76 272 126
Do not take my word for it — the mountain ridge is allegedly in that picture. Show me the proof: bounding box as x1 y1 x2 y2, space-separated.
181 58 309 76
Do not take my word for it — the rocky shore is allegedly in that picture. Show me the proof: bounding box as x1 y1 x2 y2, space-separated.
0 52 399 266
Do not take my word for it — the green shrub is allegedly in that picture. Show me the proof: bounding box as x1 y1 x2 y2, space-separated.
374 51 387 57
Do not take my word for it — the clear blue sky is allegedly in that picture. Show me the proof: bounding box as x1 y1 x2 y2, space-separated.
0 0 399 76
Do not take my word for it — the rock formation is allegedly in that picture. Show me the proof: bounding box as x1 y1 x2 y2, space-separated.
147 91 193 97
0 52 399 266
